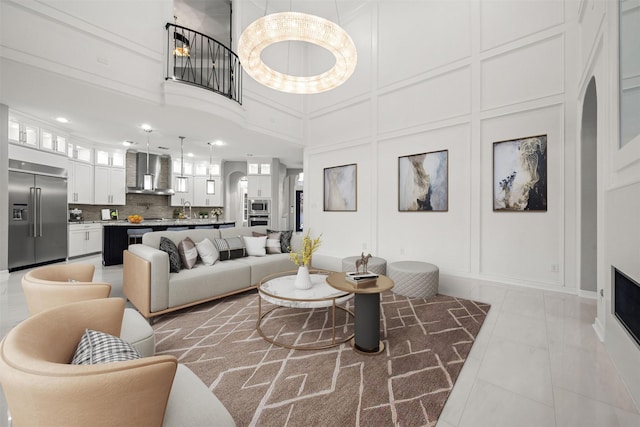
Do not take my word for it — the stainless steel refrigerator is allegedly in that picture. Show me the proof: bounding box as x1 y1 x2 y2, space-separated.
9 160 68 271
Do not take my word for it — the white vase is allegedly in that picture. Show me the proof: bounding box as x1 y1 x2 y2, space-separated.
294 265 313 290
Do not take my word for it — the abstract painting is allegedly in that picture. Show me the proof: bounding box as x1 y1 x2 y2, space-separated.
324 163 357 211
398 150 448 211
493 135 547 211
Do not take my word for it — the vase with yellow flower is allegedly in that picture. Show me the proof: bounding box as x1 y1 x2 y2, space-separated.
289 230 322 290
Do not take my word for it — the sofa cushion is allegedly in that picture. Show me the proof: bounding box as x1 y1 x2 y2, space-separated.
195 238 219 266
160 237 182 273
214 237 247 261
71 329 141 365
178 237 198 269
268 229 293 253
142 229 222 250
243 235 267 256
266 231 282 254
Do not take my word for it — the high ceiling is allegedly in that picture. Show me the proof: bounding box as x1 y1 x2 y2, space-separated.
0 0 306 169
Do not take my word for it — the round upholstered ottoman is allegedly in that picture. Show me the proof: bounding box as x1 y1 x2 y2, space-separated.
341 255 387 275
388 261 439 298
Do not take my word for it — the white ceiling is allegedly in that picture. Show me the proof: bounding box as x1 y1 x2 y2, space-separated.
0 0 309 169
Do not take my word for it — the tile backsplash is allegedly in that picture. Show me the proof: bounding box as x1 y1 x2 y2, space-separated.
70 194 222 221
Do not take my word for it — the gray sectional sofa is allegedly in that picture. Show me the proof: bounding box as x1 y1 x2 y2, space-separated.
123 225 340 319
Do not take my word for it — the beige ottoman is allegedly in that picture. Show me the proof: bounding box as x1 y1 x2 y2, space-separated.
342 255 387 275
388 261 439 298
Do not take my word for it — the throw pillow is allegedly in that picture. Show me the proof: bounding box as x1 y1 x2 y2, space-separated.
159 237 181 273
213 237 247 261
243 235 267 256
71 329 141 365
266 231 282 254
178 237 198 269
268 229 293 253
196 238 219 266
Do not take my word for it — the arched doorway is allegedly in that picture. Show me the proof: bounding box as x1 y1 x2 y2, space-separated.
580 77 598 293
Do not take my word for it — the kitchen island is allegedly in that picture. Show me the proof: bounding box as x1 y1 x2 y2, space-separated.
102 219 235 266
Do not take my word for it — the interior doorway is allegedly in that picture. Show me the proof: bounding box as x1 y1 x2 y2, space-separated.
295 190 303 232
580 77 598 293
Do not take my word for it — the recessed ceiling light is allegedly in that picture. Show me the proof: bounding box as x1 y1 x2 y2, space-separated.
141 123 152 131
122 140 135 147
187 152 194 157
55 117 69 123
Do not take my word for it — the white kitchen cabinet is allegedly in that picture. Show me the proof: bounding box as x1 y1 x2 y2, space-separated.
68 160 94 204
95 148 125 168
40 128 67 155
94 166 126 205
247 161 271 175
170 174 194 207
193 176 223 207
68 223 102 258
247 175 271 198
8 117 38 147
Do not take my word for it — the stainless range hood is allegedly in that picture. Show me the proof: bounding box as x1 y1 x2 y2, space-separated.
126 151 175 195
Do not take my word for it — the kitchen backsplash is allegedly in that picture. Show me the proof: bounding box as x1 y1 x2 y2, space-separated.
69 194 222 221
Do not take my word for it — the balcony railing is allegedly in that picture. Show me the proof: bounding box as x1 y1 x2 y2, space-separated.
166 23 242 105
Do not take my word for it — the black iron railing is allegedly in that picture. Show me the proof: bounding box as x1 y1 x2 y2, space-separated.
166 23 242 105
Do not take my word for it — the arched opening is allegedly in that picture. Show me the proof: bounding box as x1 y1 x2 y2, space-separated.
580 77 598 292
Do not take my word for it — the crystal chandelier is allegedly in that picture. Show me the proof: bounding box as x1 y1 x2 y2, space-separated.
238 11 357 94
175 136 188 193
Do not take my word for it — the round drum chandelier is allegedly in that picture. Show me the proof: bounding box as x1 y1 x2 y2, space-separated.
238 12 357 94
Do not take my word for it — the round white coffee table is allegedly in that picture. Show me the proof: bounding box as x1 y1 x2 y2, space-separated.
257 270 354 350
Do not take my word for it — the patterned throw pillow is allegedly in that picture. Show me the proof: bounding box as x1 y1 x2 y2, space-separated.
71 329 141 365
266 231 282 254
159 236 181 273
267 229 293 253
195 238 219 266
213 237 247 261
243 235 267 256
178 237 198 269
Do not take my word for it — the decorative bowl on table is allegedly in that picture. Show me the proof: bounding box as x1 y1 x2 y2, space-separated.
127 215 144 224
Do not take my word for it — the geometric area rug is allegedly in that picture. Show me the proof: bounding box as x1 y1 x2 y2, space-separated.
153 290 490 427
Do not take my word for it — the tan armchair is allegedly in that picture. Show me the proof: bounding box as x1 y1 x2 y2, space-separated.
21 263 155 357
21 264 111 314
0 298 177 426
0 298 236 427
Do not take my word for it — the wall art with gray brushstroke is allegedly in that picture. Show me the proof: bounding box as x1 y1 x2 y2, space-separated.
398 150 448 212
493 135 547 211
324 163 357 211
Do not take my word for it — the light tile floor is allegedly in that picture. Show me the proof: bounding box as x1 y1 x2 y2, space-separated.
1 256 639 427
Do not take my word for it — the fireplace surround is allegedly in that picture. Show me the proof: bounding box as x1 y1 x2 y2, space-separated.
613 267 640 348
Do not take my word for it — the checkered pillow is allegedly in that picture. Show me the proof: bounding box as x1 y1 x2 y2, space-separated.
71 329 142 365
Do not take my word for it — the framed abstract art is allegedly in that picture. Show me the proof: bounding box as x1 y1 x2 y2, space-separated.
398 150 448 212
324 163 357 211
493 135 547 211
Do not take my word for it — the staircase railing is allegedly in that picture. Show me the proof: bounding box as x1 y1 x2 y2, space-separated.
166 23 242 105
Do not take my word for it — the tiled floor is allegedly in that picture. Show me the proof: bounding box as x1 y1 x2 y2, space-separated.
1 256 639 427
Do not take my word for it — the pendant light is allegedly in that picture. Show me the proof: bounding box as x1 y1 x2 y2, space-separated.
175 136 188 193
143 128 154 190
206 142 215 195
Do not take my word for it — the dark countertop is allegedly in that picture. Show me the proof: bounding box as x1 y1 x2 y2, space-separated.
102 219 232 227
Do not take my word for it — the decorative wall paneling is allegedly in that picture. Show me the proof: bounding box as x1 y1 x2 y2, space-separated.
480 0 564 51
480 35 565 111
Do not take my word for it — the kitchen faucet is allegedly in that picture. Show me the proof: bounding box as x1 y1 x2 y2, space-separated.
182 201 192 219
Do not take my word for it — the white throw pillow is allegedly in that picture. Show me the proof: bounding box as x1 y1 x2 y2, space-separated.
243 235 267 257
196 238 219 265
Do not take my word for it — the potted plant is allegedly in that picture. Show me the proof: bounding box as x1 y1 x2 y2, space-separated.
288 230 322 290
